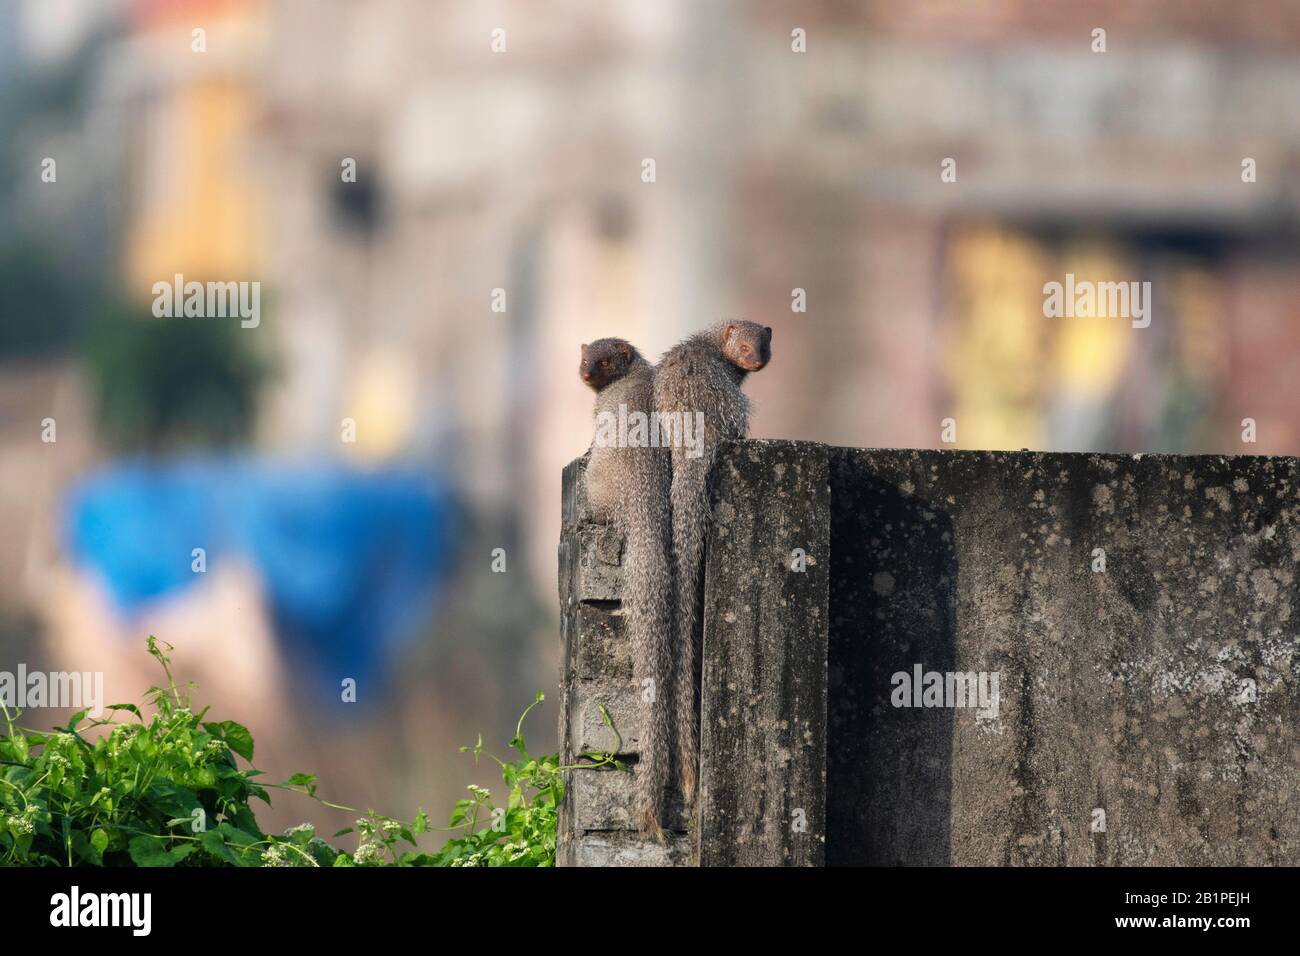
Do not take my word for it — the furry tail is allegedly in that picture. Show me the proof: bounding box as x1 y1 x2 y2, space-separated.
670 455 710 806
624 452 674 841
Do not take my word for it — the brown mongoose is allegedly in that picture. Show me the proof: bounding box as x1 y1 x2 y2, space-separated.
579 338 674 840
652 320 772 804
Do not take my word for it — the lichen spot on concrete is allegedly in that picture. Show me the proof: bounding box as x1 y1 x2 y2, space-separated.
1205 486 1232 512
1251 569 1278 604
872 571 895 596
1093 483 1115 514
1233 477 1250 493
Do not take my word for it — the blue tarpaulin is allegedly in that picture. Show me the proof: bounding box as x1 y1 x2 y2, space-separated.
63 458 455 704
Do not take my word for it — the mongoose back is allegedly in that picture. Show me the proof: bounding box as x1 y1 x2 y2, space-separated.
653 320 772 804
580 338 674 841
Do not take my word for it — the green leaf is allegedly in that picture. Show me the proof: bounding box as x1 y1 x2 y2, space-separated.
201 720 255 761
216 821 260 846
286 772 317 797
90 828 109 854
305 838 339 867
127 835 192 867
71 830 104 866
230 805 263 837
199 828 238 864
171 844 196 863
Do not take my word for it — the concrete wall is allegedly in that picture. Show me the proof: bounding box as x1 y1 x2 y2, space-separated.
559 440 1300 865
557 455 692 865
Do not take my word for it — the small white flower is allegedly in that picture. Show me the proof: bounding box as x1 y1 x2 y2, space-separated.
353 841 385 865
262 843 318 867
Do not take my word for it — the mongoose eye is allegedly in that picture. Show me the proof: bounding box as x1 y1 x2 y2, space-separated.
741 344 751 354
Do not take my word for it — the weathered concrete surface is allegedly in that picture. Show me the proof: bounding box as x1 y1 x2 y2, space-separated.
698 440 830 866
829 447 1300 866
565 832 692 867
561 442 1300 866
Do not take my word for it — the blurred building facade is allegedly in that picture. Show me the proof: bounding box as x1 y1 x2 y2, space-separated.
3 0 1300 832
246 0 1300 589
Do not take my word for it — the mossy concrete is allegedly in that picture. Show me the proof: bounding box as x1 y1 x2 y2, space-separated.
559 442 1300 866
828 446 1300 865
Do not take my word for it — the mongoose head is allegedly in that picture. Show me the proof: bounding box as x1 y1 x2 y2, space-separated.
720 321 772 374
579 338 640 391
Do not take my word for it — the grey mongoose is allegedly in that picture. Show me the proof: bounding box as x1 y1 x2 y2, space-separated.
652 320 772 805
580 338 674 840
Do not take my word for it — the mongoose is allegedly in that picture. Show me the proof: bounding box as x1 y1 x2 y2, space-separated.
653 320 772 804
579 338 674 840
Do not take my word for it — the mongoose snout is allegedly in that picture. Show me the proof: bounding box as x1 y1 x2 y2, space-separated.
724 322 772 371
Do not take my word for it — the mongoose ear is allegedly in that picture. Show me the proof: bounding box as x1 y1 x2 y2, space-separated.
580 343 589 354
723 323 736 346
620 341 631 360
764 326 773 341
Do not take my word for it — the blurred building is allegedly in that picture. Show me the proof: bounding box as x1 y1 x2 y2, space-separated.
251 0 1300 590
2 0 1300 834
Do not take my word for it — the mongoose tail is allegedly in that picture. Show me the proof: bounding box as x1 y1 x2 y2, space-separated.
580 338 674 842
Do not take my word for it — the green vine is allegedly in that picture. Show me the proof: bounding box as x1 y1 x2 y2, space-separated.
0 636 624 867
